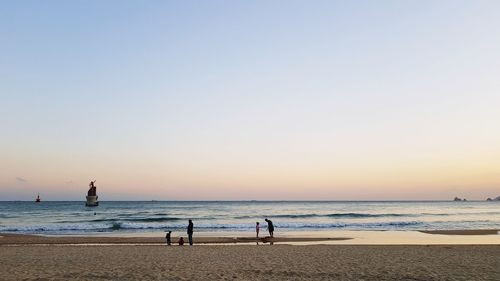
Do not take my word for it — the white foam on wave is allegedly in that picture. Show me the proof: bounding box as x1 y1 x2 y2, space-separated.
0 223 111 232
0 220 425 234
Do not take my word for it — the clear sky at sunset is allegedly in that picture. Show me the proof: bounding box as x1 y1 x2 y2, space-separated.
1 1 499 200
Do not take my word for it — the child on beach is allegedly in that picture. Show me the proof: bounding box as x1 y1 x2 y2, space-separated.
178 237 184 246
256 222 260 238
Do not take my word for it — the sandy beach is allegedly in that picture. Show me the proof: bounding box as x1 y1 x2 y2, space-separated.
1 243 499 280
1 233 500 280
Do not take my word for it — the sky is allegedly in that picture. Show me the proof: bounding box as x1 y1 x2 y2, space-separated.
1 0 500 200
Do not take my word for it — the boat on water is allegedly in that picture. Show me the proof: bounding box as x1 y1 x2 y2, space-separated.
86 180 99 207
35 194 41 203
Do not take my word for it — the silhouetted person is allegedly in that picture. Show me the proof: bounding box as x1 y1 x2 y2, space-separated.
187 219 194 246
256 222 260 238
178 237 184 246
265 218 274 237
165 231 172 246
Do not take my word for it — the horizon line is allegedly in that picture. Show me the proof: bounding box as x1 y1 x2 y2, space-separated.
0 199 496 202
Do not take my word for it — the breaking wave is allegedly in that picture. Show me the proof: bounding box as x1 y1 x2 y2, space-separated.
0 220 424 233
91 217 183 223
234 213 412 219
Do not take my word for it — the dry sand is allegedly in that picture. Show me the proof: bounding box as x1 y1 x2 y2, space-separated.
1 244 499 281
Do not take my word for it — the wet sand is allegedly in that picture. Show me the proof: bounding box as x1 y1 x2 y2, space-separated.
0 233 350 245
419 229 499 235
1 244 499 280
1 230 500 246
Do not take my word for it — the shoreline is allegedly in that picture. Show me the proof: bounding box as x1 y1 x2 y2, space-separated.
419 229 499 235
0 233 350 245
2 229 499 246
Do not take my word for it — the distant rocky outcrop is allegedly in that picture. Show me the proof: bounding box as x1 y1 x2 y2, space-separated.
453 197 467 201
486 196 500 201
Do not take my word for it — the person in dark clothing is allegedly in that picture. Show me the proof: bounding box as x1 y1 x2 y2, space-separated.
265 218 274 237
178 237 184 246
165 231 172 246
187 220 194 246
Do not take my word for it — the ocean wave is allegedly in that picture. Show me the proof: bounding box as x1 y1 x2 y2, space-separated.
91 217 184 223
235 213 412 219
420 211 500 216
57 216 211 224
237 211 500 219
0 220 424 233
324 213 409 218
0 223 112 232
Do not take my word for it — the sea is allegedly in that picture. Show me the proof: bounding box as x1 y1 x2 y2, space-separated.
0 201 499 235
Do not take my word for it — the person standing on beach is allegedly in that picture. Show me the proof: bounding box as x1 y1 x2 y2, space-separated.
256 222 260 238
187 219 194 246
165 231 171 246
265 218 274 237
